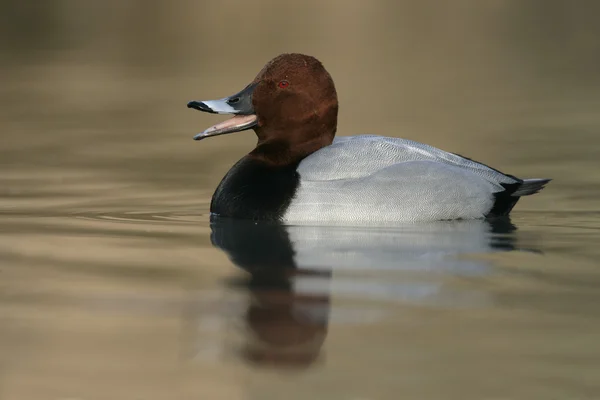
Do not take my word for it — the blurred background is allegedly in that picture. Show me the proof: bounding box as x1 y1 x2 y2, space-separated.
1 1 600 399
2 0 600 213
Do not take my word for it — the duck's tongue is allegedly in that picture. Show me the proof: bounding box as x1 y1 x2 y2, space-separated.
187 82 257 140
192 114 258 140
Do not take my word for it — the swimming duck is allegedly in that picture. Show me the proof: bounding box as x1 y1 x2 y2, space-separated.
187 53 550 223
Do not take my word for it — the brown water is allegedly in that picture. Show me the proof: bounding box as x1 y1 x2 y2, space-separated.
1 1 600 399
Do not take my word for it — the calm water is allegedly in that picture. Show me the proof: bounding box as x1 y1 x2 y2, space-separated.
1 1 600 399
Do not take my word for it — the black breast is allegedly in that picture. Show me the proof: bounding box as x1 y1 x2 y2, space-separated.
210 156 301 221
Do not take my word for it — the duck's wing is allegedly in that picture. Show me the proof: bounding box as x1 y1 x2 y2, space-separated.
286 159 502 223
286 135 545 223
297 135 519 185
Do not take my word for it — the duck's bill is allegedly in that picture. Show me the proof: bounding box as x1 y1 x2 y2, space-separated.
187 83 257 140
192 114 258 140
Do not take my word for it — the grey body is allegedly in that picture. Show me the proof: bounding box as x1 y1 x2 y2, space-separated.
283 135 547 224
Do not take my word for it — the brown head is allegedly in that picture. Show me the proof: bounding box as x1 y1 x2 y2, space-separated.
187 53 338 165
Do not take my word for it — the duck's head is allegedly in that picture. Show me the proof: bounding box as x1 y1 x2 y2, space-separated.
188 53 338 163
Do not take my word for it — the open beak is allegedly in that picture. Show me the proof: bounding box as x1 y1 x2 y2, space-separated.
187 83 258 140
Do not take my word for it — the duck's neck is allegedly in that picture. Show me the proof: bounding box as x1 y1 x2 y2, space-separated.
248 137 330 166
250 124 336 166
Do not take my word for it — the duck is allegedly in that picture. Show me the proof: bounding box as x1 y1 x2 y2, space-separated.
187 53 550 223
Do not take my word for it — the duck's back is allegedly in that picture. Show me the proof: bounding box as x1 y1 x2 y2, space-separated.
297 135 517 184
283 135 543 224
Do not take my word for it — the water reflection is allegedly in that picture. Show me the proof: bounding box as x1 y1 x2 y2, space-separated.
209 216 528 368
238 269 330 368
211 218 330 367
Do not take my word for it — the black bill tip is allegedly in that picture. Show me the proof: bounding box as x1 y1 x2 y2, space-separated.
187 101 217 114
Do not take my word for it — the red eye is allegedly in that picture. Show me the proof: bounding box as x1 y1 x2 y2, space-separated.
278 80 289 89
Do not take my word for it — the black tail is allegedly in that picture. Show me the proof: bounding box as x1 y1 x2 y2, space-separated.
512 178 552 197
487 178 551 217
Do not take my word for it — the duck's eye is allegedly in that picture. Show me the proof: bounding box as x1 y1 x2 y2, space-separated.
278 80 290 89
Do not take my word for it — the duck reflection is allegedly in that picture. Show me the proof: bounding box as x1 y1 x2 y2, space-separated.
211 217 330 368
209 216 522 368
239 269 330 367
